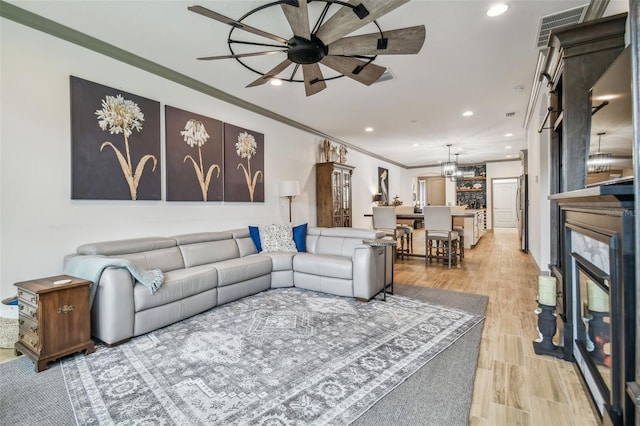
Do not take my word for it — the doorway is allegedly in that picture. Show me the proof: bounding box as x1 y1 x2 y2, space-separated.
492 178 518 228
425 177 446 206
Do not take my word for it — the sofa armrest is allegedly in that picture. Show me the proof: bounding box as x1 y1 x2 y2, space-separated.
352 245 385 300
91 268 135 345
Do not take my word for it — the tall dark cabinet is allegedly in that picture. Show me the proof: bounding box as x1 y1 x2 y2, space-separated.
542 13 636 426
316 162 354 228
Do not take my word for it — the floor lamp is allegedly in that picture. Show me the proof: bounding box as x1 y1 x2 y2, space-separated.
279 180 300 223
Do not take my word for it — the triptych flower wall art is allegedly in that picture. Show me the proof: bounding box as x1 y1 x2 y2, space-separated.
165 106 223 202
70 76 161 200
69 76 265 203
224 123 265 203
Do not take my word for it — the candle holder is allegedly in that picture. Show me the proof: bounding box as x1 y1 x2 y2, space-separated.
533 303 564 358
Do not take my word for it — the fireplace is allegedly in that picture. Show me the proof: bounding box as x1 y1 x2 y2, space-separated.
551 186 635 425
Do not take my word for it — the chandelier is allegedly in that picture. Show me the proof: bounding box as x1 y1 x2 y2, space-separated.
588 132 611 173
441 144 458 179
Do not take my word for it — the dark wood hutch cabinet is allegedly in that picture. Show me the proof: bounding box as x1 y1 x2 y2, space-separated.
541 12 637 426
316 162 354 228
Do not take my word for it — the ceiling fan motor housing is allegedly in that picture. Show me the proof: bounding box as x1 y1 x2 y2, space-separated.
287 35 327 64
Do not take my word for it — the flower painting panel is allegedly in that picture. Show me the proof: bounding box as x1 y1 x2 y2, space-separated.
70 76 161 200
224 123 264 202
165 106 223 201
378 167 389 205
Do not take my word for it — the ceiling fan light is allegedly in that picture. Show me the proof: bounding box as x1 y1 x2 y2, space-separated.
269 78 283 86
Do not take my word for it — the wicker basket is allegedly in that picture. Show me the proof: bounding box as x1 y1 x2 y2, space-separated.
0 317 18 349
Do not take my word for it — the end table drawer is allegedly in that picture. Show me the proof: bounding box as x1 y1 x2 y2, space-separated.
19 329 39 351
18 303 38 319
17 289 38 305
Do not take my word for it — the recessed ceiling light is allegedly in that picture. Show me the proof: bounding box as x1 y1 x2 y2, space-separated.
505 133 513 137
462 111 474 117
487 3 509 17
505 145 512 149
506 154 513 158
413 143 420 147
365 127 374 132
269 78 283 86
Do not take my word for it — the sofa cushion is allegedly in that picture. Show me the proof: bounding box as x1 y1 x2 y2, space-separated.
261 252 294 271
215 256 272 287
177 238 240 268
77 237 176 256
248 226 262 252
292 223 307 252
116 247 185 273
293 253 352 280
259 224 297 253
134 265 217 311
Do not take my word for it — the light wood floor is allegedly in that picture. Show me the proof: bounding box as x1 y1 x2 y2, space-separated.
396 228 599 425
0 229 598 425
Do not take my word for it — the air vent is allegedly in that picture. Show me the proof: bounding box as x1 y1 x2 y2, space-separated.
536 5 589 49
505 112 516 117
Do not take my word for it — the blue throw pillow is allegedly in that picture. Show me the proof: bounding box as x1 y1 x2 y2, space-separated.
292 223 308 252
248 226 262 252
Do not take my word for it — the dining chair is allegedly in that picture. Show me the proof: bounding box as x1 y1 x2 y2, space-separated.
372 206 408 259
423 206 460 268
395 205 415 255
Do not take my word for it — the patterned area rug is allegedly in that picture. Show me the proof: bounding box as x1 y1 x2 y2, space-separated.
62 288 484 425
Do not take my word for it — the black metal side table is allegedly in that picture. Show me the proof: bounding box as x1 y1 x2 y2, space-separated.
363 238 397 301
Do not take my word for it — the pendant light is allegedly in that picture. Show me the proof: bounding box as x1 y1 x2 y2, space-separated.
588 132 611 173
441 144 458 179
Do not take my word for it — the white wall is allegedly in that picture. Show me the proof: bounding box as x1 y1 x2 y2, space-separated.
0 19 404 299
526 92 553 273
486 160 523 229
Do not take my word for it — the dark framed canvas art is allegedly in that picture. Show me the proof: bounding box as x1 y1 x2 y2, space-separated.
70 76 161 200
165 106 223 201
378 167 389 205
223 123 264 202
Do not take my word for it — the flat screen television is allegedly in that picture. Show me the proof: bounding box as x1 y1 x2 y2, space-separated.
587 46 634 186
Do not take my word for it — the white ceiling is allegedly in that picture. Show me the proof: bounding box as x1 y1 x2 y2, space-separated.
6 0 630 168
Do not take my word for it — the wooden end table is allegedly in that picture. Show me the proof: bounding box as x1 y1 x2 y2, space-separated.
14 275 95 372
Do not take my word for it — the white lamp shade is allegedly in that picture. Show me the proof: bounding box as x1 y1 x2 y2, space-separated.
279 180 300 197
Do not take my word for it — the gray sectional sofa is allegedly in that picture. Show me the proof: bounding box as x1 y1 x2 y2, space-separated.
65 227 389 345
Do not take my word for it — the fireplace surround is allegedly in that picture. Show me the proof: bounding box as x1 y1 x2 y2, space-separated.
551 185 635 425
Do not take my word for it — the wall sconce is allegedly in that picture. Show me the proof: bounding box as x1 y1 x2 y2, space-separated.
279 180 300 223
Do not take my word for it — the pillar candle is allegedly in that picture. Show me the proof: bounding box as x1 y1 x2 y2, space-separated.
538 275 557 306
587 280 609 312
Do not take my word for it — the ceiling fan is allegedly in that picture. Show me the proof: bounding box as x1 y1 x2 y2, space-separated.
188 0 426 96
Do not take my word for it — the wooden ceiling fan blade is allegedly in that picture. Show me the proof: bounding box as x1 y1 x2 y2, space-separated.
315 0 409 46
302 64 327 96
320 56 386 86
281 0 311 39
327 25 426 56
188 5 289 44
246 59 293 87
197 50 286 60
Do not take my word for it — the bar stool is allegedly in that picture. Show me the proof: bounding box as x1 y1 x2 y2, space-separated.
423 206 460 268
